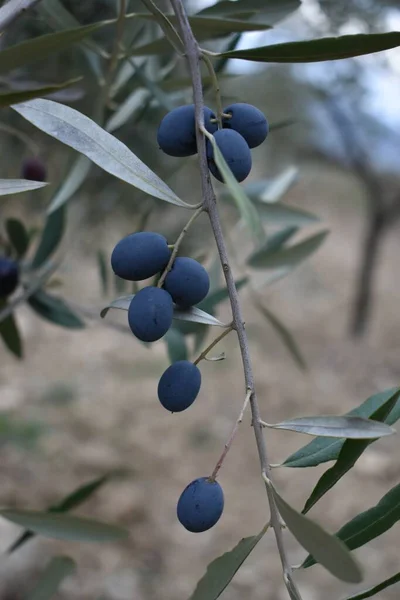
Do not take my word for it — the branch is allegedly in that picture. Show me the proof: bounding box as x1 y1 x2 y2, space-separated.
0 0 42 33
169 2 302 598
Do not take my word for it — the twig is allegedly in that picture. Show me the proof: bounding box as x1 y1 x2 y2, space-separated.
0 0 42 33
157 205 204 287
211 388 251 480
193 324 234 365
201 53 223 128
98 0 127 114
169 2 302 598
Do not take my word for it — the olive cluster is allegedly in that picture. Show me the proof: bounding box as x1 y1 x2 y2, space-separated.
157 103 269 182
111 231 224 532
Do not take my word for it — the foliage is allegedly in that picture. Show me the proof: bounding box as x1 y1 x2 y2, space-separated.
0 0 399 599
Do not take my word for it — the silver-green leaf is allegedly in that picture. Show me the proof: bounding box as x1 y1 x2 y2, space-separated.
0 510 127 543
0 178 47 196
271 486 363 584
248 230 328 269
269 416 395 439
189 525 268 600
13 99 191 208
101 295 228 327
208 135 265 246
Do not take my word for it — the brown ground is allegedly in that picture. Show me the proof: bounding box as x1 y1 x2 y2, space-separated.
0 162 399 600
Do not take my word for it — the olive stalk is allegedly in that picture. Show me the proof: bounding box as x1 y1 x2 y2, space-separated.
169 1 303 598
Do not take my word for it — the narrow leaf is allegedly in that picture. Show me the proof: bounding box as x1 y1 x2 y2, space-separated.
244 166 299 204
0 22 109 75
47 154 91 215
0 78 82 107
256 203 319 227
282 388 400 468
208 135 265 245
0 179 47 196
0 510 127 542
140 0 183 54
344 572 400 600
13 99 190 208
216 32 400 63
303 483 400 569
256 302 306 370
271 486 362 584
253 227 299 255
5 218 29 258
105 88 151 133
189 525 268 600
0 303 23 359
271 416 395 439
302 390 400 514
9 475 109 554
28 290 84 329
32 205 65 269
101 295 228 327
28 556 76 600
198 0 301 24
248 230 328 269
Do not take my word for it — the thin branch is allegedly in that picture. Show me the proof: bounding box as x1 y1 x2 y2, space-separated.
211 388 251 480
99 0 127 114
169 1 302 598
0 0 42 33
157 205 204 287
193 324 234 365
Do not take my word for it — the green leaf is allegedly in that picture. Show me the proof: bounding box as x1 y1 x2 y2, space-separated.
198 0 301 24
5 218 29 258
97 250 109 296
0 179 47 196
248 230 328 270
207 135 265 246
0 302 23 359
244 166 299 204
0 78 82 107
216 32 400 63
105 88 151 133
28 556 76 600
28 290 84 329
9 475 110 554
256 203 319 227
344 572 400 600
32 205 65 269
271 486 363 584
0 510 127 543
253 227 299 255
282 387 400 468
255 303 306 370
302 390 400 514
101 295 228 327
303 483 400 569
47 154 92 215
13 99 190 209
165 328 188 363
188 525 268 600
270 416 394 439
0 22 109 75
140 0 184 54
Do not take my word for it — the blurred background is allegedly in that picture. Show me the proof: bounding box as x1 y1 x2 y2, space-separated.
0 0 399 598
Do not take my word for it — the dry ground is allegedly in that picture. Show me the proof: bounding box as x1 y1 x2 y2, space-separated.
0 162 399 600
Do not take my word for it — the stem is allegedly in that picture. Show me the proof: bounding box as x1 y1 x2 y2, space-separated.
210 388 251 480
201 53 223 128
193 324 234 365
158 206 204 288
99 0 127 115
169 2 302 598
